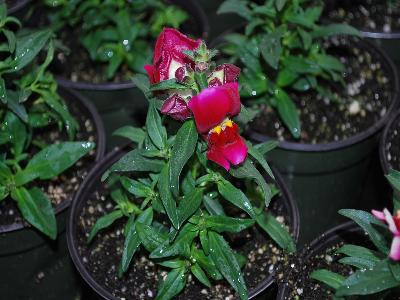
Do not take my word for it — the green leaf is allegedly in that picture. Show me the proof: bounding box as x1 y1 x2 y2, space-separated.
192 248 223 280
132 74 150 97
217 0 252 20
150 223 198 259
7 90 28 122
158 259 186 269
260 31 282 69
284 56 321 75
386 169 400 193
87 210 124 243
15 142 95 186
146 101 167 149
274 88 301 139
203 195 226 216
255 211 295 252
0 161 12 183
204 215 255 233
247 142 274 179
102 149 164 181
120 207 153 273
311 24 360 38
11 187 56 239
389 261 400 281
158 164 179 229
3 29 16 53
310 269 345 290
337 244 380 269
254 140 279 155
314 54 345 72
275 0 287 11
178 188 203 225
149 79 188 91
113 126 146 146
339 209 389 254
136 223 168 252
230 159 272 208
0 77 6 103
8 29 52 72
120 176 151 198
208 231 248 300
0 186 8 201
336 260 399 296
199 229 209 255
191 263 211 287
217 178 256 218
155 267 186 300
1 111 26 155
170 120 198 196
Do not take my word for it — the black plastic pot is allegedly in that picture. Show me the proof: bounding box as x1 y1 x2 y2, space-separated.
248 38 400 245
323 0 400 63
56 0 209 136
0 87 106 299
276 221 361 300
380 110 400 175
67 144 300 300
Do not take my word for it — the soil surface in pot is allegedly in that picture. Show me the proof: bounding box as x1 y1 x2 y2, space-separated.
276 241 353 299
384 114 400 171
250 37 392 144
0 100 97 228
323 0 400 34
75 186 295 300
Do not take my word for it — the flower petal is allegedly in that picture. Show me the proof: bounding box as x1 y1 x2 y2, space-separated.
212 64 241 84
372 209 386 222
390 236 400 261
384 208 400 235
144 65 157 84
188 82 241 133
221 135 247 166
207 147 231 171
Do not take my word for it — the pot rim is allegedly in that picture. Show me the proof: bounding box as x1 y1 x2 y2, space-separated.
8 0 31 14
247 37 400 152
67 144 300 300
56 0 209 92
379 109 400 175
277 221 360 299
0 86 106 234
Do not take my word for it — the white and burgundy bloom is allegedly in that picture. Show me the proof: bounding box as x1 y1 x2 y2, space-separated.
144 28 201 84
188 82 247 170
208 64 241 87
372 208 400 261
161 94 192 121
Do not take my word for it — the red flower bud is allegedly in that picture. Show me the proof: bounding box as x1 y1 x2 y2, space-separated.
161 94 192 121
208 78 222 88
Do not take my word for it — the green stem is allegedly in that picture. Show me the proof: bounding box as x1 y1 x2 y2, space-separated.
195 72 208 91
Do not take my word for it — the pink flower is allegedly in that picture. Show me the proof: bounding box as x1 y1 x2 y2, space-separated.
161 94 192 121
206 120 247 171
144 28 201 84
372 208 400 261
188 82 241 134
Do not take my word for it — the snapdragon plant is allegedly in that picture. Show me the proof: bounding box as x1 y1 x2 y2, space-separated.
218 0 359 138
311 169 400 298
88 28 295 300
0 4 95 239
41 0 189 80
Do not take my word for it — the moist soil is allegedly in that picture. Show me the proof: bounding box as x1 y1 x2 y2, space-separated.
251 37 392 144
0 100 97 228
75 187 295 300
276 241 353 300
324 0 400 34
384 114 400 171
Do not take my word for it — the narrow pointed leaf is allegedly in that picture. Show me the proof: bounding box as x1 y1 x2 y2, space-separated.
158 164 179 229
155 267 187 300
87 210 124 243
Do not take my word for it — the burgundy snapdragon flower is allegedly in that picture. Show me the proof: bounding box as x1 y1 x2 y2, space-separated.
144 28 201 84
372 209 400 261
188 82 247 170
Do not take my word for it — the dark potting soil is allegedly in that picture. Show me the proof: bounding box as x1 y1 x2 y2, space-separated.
324 0 400 33
384 114 400 171
251 37 392 144
75 187 294 300
0 101 97 228
276 242 354 300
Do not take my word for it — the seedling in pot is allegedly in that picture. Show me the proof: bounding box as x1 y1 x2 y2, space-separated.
217 0 360 138
0 3 95 239
39 0 189 81
311 169 400 297
87 28 295 300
